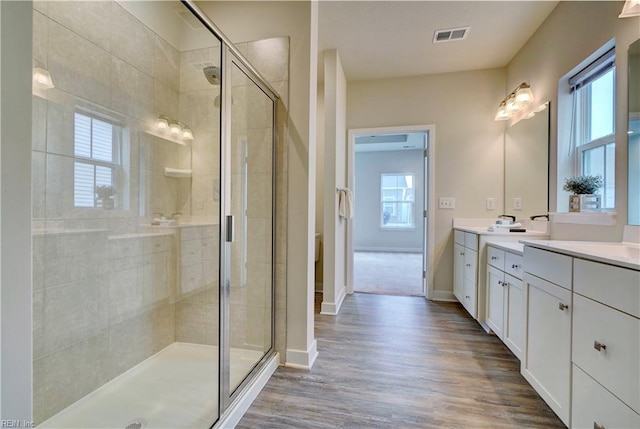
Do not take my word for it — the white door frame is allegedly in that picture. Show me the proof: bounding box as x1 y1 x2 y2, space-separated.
347 124 436 300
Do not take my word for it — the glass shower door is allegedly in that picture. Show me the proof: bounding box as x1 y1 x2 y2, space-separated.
221 51 275 402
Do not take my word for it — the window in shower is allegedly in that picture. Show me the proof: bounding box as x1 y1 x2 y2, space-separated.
73 111 121 208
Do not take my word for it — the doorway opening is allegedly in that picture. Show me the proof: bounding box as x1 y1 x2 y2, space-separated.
347 126 435 299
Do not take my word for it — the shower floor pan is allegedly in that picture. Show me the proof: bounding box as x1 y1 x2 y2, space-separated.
39 342 264 429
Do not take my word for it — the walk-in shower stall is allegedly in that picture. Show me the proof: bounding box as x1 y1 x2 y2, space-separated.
31 1 279 427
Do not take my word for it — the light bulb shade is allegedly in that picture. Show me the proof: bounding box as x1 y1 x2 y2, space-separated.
494 102 511 121
515 84 534 104
619 0 640 17
182 127 194 140
33 67 54 89
169 122 181 135
506 95 520 112
156 116 169 130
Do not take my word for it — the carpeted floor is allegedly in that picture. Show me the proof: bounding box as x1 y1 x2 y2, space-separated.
353 251 423 296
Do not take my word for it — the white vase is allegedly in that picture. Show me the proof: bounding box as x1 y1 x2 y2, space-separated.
569 194 601 212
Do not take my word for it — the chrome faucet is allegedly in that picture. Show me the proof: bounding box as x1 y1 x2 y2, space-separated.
530 214 549 221
498 214 516 223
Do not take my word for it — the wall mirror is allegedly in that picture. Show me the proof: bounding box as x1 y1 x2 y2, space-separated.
628 38 640 225
505 103 550 219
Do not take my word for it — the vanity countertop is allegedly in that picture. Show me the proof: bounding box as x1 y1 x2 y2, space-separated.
455 226 549 237
521 240 640 271
486 241 525 255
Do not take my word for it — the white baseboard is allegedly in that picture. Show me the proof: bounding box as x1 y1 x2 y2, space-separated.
216 352 279 428
315 282 323 292
285 340 318 369
354 246 422 253
320 285 346 315
430 290 457 302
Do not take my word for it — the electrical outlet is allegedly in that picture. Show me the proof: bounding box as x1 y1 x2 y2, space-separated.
439 197 455 209
513 197 523 210
486 197 495 210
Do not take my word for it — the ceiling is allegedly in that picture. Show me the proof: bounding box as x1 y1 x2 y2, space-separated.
318 1 559 81
355 132 426 152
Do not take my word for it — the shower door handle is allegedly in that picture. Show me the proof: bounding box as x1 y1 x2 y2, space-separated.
226 215 235 243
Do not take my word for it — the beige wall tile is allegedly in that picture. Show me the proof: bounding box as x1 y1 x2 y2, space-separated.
111 56 154 121
48 1 112 52
33 11 48 69
48 20 112 107
154 35 180 90
247 37 289 83
111 2 154 76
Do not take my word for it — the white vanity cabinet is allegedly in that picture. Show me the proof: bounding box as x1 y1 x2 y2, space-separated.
571 259 640 429
486 243 525 359
522 246 573 426
454 230 478 317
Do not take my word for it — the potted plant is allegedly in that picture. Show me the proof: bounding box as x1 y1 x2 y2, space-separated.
95 185 116 209
563 175 603 212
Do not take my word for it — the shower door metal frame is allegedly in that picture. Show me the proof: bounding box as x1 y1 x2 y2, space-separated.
180 1 278 426
217 44 278 424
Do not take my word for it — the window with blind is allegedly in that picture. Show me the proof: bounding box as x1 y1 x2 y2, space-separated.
570 48 616 209
73 112 121 208
380 173 415 229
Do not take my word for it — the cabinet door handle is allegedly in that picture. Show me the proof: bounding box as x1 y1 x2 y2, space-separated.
511 264 520 269
466 263 471 267
594 340 607 352
558 302 569 311
491 256 498 260
460 252 465 256
594 422 605 429
465 295 470 299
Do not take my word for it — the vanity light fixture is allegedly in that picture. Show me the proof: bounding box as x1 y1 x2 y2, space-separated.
619 0 640 18
33 67 55 89
494 82 536 122
155 115 195 142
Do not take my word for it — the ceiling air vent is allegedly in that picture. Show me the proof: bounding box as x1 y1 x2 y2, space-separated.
433 27 470 44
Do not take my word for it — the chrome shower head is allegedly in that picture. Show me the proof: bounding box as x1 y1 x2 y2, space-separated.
203 66 220 85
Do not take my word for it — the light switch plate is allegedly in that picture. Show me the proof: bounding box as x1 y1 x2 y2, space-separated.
513 197 522 210
486 197 495 210
439 197 455 209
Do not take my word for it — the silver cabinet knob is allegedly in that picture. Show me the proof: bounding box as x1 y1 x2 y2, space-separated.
460 252 465 256
491 256 498 260
512 264 520 269
594 422 605 429
558 302 569 311
465 295 470 299
594 340 607 352
466 263 471 267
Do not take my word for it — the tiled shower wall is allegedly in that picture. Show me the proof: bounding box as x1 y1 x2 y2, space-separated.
32 1 193 423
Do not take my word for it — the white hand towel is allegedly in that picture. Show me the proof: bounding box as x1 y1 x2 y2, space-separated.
338 189 354 220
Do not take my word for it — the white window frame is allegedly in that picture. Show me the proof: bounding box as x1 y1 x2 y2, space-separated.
380 173 415 230
570 48 616 209
73 110 122 209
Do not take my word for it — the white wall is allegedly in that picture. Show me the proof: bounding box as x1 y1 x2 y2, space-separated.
506 1 640 238
197 0 318 367
0 1 32 420
348 68 505 296
354 150 424 251
321 49 347 314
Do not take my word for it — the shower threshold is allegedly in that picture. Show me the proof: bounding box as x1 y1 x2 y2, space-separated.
39 342 265 429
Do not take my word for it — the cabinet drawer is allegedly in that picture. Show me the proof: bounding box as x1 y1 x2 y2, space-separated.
464 232 478 251
505 252 524 280
524 246 572 290
572 365 640 429
573 293 639 412
454 230 465 246
487 246 505 271
464 249 477 283
574 258 640 319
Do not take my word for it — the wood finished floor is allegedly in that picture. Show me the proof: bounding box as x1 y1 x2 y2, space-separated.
237 293 565 428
